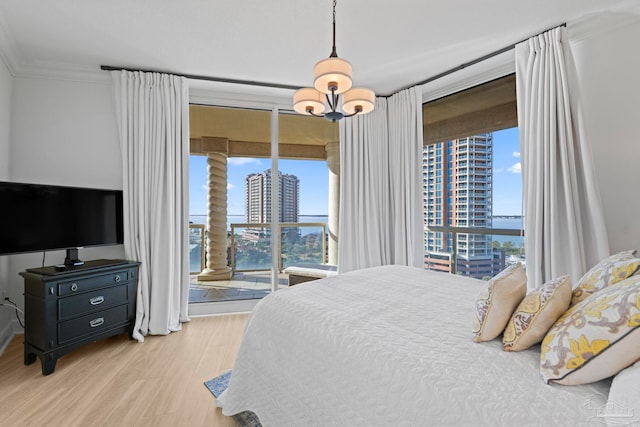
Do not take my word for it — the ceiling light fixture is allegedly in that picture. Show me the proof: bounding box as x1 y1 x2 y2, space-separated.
293 0 375 122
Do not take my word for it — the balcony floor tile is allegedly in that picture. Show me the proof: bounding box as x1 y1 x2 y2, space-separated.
189 271 288 303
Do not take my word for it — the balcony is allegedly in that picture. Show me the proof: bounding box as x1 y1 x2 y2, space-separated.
189 222 327 303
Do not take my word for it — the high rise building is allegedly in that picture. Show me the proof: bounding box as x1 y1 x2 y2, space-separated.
245 169 299 224
423 134 504 279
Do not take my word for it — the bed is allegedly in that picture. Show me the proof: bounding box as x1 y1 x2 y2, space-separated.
217 265 617 426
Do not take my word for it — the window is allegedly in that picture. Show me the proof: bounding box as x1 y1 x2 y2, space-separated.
422 74 523 280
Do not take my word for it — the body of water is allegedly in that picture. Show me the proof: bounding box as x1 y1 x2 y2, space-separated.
491 217 524 246
189 214 524 244
190 215 329 235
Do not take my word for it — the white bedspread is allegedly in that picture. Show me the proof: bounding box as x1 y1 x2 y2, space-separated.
218 265 611 426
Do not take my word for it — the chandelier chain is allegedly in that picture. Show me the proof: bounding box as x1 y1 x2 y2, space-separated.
330 0 338 58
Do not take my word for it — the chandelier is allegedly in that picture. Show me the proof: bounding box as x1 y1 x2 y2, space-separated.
293 0 375 122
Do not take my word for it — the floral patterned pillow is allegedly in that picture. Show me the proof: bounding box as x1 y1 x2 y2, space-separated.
540 274 640 385
472 262 527 343
503 275 571 352
570 250 640 306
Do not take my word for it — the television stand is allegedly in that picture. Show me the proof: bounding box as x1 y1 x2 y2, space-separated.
20 259 140 375
64 248 84 266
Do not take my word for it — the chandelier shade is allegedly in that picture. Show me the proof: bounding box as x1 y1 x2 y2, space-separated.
313 57 353 94
342 88 375 115
293 88 326 115
292 0 374 122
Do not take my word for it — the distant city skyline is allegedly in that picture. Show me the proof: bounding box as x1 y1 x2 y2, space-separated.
189 127 521 217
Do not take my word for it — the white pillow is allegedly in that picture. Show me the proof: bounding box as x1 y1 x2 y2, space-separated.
605 361 640 426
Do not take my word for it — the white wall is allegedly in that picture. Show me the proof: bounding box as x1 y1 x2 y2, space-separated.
0 56 13 349
0 63 9 180
571 11 640 254
5 76 125 321
10 77 122 187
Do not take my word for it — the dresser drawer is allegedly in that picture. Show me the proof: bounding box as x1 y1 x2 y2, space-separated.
57 270 130 296
58 304 129 345
58 285 128 320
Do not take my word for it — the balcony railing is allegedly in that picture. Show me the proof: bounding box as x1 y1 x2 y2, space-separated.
190 222 327 274
425 225 524 278
230 222 327 273
192 222 521 279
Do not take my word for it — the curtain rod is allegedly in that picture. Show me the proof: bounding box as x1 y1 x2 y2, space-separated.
102 22 566 95
99 65 302 91
404 22 567 91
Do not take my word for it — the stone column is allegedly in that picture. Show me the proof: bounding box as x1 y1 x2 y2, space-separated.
197 152 232 281
326 142 340 266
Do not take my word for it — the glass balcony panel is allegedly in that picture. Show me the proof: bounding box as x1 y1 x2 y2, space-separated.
231 224 273 272
424 225 525 280
224 222 327 273
189 224 206 274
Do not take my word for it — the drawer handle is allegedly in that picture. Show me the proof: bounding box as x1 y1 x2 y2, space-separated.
90 296 105 305
90 317 105 328
70 283 78 292
114 275 121 283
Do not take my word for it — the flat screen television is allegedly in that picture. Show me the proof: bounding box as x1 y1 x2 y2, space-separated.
0 181 124 265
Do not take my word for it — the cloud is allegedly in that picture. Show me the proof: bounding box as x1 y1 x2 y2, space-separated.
513 151 521 158
228 157 262 166
201 184 208 192
227 183 235 190
493 167 505 173
508 162 521 173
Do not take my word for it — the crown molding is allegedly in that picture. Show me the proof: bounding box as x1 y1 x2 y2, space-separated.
10 60 109 84
568 1 640 44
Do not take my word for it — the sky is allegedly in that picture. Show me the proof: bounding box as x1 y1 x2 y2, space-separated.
189 157 329 216
189 127 523 217
491 127 523 216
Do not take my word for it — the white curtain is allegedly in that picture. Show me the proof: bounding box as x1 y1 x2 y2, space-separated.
111 70 190 342
515 27 609 289
338 86 423 273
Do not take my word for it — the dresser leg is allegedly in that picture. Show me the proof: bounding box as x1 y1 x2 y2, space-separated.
24 351 37 366
41 354 57 375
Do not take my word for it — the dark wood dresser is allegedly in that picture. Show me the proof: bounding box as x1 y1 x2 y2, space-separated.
20 259 140 375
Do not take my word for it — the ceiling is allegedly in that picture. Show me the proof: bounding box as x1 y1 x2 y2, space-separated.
0 0 636 100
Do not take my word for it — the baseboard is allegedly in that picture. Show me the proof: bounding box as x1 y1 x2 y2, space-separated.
188 299 258 317
0 318 21 356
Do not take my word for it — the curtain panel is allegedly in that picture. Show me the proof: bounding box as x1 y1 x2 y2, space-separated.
111 70 190 342
338 86 423 273
515 27 609 289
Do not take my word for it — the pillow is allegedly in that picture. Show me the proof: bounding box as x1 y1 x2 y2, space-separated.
540 274 640 385
503 275 571 352
571 250 640 306
472 262 527 343
605 360 640 425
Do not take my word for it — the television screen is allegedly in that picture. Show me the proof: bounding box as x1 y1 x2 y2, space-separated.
0 182 124 256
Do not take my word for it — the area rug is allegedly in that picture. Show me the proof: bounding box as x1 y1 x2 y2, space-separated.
204 370 262 427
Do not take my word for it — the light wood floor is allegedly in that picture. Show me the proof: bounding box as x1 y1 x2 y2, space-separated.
0 314 249 427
